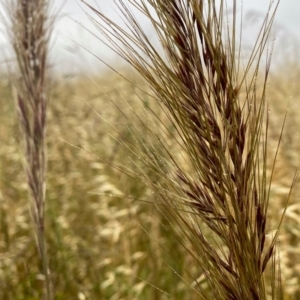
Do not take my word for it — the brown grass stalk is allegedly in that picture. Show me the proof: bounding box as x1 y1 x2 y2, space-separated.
4 0 53 298
83 0 299 298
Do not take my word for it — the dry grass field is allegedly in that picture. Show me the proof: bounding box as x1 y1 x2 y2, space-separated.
0 70 196 299
0 64 300 299
1 0 300 299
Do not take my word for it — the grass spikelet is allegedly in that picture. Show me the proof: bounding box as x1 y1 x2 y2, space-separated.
83 0 299 298
4 0 53 298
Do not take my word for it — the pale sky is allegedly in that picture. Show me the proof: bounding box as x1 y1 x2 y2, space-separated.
0 0 299 74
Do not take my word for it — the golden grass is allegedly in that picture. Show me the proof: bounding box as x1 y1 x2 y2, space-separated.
0 71 192 299
0 64 300 299
1 0 300 298
82 1 298 298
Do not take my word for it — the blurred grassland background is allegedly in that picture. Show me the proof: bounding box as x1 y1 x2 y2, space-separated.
1 2 300 298
1 61 300 299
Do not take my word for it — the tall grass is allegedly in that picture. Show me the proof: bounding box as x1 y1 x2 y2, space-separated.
4 0 53 298
1 68 300 299
82 0 299 298
0 0 299 299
